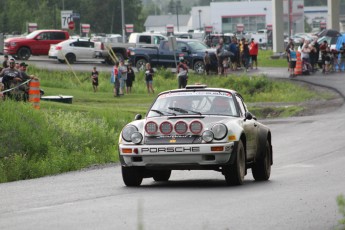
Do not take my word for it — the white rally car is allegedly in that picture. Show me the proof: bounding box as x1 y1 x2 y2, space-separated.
118 85 273 186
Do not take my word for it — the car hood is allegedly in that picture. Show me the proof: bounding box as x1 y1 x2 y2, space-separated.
4 37 29 43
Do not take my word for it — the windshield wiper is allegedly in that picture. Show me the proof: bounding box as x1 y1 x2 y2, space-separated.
168 107 201 115
151 109 176 116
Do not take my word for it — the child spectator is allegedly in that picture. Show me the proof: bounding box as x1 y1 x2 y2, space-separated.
145 63 154 94
287 43 297 78
126 62 135 94
91 67 99 92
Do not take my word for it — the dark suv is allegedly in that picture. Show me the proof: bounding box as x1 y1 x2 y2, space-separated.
4 29 69 60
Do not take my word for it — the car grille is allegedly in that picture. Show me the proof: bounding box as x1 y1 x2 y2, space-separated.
144 135 202 145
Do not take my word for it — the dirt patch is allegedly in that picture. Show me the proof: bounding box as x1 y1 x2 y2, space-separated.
249 81 344 118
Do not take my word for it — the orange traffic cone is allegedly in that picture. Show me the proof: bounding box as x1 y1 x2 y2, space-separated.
29 79 40 109
294 52 302 76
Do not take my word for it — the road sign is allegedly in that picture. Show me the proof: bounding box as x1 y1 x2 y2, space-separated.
61 10 73 29
68 21 75 30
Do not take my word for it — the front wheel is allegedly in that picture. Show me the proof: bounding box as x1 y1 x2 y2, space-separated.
17 47 31 60
252 140 271 181
223 140 246 186
193 60 205 74
136 59 147 71
121 166 143 187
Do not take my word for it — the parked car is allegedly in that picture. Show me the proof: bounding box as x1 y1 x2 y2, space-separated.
94 32 168 64
118 85 273 186
48 38 102 64
4 29 69 60
127 39 217 74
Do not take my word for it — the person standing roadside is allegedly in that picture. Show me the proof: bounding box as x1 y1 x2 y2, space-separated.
112 62 120 97
286 38 294 72
242 39 250 72
18 62 39 101
177 58 188 88
145 63 154 94
119 60 127 95
2 55 9 68
126 62 135 94
204 51 211 75
90 67 99 92
0 58 22 99
249 38 259 69
287 43 297 78
216 38 225 75
339 43 345 72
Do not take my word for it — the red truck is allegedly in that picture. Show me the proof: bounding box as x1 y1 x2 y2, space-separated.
4 29 69 60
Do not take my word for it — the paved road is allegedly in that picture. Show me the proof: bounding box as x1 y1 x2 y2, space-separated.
1 58 345 230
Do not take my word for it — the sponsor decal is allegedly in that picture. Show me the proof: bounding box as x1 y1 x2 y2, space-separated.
141 147 200 153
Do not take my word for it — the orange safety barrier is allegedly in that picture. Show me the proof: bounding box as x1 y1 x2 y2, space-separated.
29 79 40 109
294 51 302 75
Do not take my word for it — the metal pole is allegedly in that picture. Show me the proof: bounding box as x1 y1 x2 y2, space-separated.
121 0 125 43
198 11 201 30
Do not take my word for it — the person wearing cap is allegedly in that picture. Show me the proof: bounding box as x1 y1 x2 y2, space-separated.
176 57 188 88
0 58 22 99
2 55 9 68
17 62 38 101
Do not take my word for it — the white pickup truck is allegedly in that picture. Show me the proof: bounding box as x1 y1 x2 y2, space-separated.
94 32 167 64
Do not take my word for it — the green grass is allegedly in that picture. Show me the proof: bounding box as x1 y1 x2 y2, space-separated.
258 49 288 67
0 66 333 183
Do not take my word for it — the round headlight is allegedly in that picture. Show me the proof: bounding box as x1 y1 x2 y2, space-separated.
190 120 203 134
160 121 173 134
202 130 214 143
122 125 138 142
145 121 158 135
131 132 143 144
211 123 228 140
175 121 188 134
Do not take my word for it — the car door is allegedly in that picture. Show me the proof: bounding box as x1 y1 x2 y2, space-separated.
73 41 94 60
235 94 258 160
32 32 52 55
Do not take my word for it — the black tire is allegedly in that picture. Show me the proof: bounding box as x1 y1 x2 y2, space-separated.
152 170 171 182
252 140 271 181
223 140 246 186
17 47 31 60
57 59 65 63
65 53 76 64
121 166 143 187
194 60 205 74
136 59 147 71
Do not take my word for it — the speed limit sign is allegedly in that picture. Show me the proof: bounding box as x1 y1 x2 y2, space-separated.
61 10 73 29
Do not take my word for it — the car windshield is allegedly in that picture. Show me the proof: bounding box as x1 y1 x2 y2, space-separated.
187 41 209 51
147 91 239 118
26 30 42 39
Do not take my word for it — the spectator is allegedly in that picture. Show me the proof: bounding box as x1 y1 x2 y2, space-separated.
119 60 127 95
90 66 99 92
309 43 317 73
204 51 211 75
177 58 188 88
320 41 329 73
286 38 294 72
242 39 250 72
2 55 9 68
111 62 120 97
145 63 154 94
339 43 345 72
126 62 135 94
216 38 225 75
287 43 297 78
18 62 39 101
324 47 333 73
229 37 238 71
15 62 20 70
249 38 259 69
0 58 22 100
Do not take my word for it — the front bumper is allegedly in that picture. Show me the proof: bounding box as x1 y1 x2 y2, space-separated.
119 142 236 169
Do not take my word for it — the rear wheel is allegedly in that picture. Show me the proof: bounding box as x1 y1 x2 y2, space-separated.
194 61 205 74
152 170 171 182
17 47 31 60
136 59 147 71
65 53 76 64
223 140 246 186
252 140 271 181
121 166 143 187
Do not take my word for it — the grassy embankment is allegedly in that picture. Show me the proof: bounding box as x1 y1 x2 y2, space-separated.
0 50 332 183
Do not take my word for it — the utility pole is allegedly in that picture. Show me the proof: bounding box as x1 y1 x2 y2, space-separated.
176 0 181 32
121 0 125 43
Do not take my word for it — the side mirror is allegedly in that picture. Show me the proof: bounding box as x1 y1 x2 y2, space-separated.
134 114 142 120
244 112 253 121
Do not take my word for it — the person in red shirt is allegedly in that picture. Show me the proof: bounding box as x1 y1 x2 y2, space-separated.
249 38 259 69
